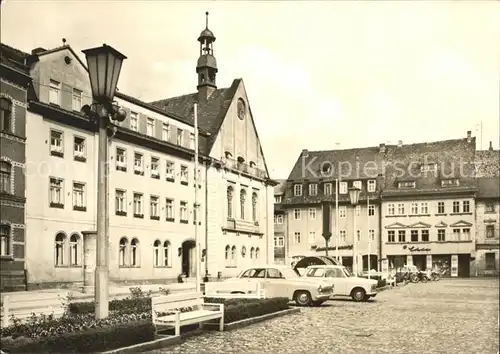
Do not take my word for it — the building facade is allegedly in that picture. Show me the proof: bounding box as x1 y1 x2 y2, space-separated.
17 17 275 289
273 180 287 264
0 43 32 291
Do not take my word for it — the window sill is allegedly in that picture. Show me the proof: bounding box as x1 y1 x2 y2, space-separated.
180 181 189 186
450 212 473 216
153 266 172 269
50 202 64 209
50 150 64 158
73 206 87 212
225 266 237 268
150 216 160 220
484 211 497 214
74 155 86 162
134 170 144 176
116 166 127 172
435 213 447 216
116 211 127 216
409 214 430 217
166 218 175 222
151 174 160 179
55 265 83 268
0 255 14 261
134 214 144 219
119 265 141 269
180 220 188 224
166 177 175 183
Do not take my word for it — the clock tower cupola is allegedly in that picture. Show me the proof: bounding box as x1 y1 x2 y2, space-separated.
196 11 218 101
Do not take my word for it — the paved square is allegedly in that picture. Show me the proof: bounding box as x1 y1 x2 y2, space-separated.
148 279 499 354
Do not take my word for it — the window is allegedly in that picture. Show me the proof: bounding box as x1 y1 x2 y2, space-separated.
0 225 10 256
309 183 318 196
453 201 460 213
267 269 284 279
162 123 170 140
441 179 459 187
306 268 325 278
146 118 154 136
462 228 470 240
72 88 83 111
339 182 347 194
397 203 405 215
411 202 418 215
411 230 418 242
180 165 188 185
49 80 60 105
73 136 86 161
485 203 495 213
240 189 246 219
49 177 64 206
193 203 198 224
294 184 302 196
130 112 138 131
486 225 495 238
420 202 428 214
368 205 375 216
0 161 11 193
276 214 283 224
421 163 437 173
180 201 188 222
72 182 86 210
274 195 282 203
309 208 316 219
115 189 126 215
355 205 361 216
463 201 470 213
166 161 175 181
293 208 301 220
437 229 446 241
69 234 80 266
294 232 301 244
225 245 230 262
190 133 195 149
274 236 284 247
134 153 143 174
231 246 237 265
387 204 395 216
163 241 171 267
0 97 12 132
308 231 316 243
150 157 160 178
227 186 234 219
339 206 346 218
131 238 139 267
133 193 143 217
367 180 376 192
353 181 362 190
398 230 406 242
176 129 184 145
50 130 63 156
437 201 445 214
388 230 395 243
356 230 361 241
166 199 174 221
119 238 128 266
324 183 332 196
421 230 429 242
453 228 461 240
55 233 66 265
340 230 346 242
150 195 159 219
252 192 258 221
485 253 496 270
116 148 126 170
398 181 415 189
255 247 260 259
369 229 375 241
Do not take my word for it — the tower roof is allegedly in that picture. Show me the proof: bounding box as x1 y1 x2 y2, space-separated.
198 12 216 42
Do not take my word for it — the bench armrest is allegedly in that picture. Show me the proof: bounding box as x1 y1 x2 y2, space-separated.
202 302 224 312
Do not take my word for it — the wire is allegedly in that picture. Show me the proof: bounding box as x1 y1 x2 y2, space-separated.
32 79 95 100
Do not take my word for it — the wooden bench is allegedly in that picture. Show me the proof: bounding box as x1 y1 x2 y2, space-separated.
151 292 224 336
1 292 68 327
204 281 266 299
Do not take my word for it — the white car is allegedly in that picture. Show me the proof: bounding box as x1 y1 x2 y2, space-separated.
302 265 379 302
223 266 335 306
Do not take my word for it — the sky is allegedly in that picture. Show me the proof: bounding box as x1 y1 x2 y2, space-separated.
1 1 499 179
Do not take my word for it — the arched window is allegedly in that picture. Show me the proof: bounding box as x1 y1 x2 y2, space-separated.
55 232 66 266
227 186 233 219
241 246 247 258
231 245 237 266
255 247 260 260
250 247 255 260
225 245 230 260
249 161 256 168
163 240 171 267
119 237 128 267
252 192 258 222
69 233 80 266
130 238 139 267
153 240 161 267
240 189 246 220
0 161 12 194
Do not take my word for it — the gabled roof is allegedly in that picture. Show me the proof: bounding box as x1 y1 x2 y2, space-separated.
385 222 408 229
274 179 287 195
449 220 473 227
435 221 448 228
0 43 29 73
27 44 88 71
476 177 500 199
408 221 431 228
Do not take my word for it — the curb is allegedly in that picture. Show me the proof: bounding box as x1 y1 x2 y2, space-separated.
100 334 181 354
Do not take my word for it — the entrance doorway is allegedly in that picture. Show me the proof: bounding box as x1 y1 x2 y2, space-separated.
458 254 471 277
412 255 427 270
181 240 196 277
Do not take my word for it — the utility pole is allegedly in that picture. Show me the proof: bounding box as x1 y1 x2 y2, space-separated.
194 103 201 294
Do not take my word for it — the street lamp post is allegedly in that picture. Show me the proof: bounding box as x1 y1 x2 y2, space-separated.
348 186 361 276
81 44 127 320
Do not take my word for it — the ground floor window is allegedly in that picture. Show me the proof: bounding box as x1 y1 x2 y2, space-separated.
485 253 496 270
0 225 10 256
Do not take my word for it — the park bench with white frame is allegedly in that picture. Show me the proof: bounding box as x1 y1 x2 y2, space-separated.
1 292 68 327
204 281 266 299
151 292 224 336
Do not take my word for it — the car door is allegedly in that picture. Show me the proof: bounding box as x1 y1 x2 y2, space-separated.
324 268 347 296
262 268 287 298
247 268 266 293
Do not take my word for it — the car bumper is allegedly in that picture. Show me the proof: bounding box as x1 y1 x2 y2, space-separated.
313 293 334 301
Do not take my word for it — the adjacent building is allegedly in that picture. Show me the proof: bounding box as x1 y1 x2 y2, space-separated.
273 179 287 264
0 43 32 291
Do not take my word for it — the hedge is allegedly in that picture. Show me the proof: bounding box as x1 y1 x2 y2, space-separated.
205 297 290 323
1 319 154 353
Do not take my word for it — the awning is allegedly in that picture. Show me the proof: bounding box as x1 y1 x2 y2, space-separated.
293 256 340 270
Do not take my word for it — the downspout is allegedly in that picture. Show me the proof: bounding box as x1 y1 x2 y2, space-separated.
204 158 210 278
266 182 269 263
378 178 383 271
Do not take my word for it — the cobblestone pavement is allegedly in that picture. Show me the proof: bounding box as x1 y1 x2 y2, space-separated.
148 279 499 354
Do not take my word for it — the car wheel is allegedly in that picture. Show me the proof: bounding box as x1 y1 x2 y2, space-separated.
351 288 366 302
312 300 325 307
294 291 312 306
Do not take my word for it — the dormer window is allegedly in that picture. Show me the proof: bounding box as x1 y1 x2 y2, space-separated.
249 161 256 168
421 163 437 173
398 181 416 189
441 179 459 187
294 184 302 196
224 151 233 159
321 164 332 174
237 156 245 164
309 183 318 196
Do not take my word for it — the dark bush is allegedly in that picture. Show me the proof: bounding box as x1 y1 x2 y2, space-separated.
1 319 154 353
204 297 289 324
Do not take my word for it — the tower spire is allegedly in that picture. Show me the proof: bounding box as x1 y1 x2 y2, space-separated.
206 11 209 29
196 11 218 100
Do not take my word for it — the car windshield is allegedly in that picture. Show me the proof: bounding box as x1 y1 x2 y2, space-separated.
342 267 354 277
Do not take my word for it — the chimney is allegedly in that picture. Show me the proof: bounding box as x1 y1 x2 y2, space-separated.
397 140 403 147
466 130 472 143
489 141 493 151
379 143 386 153
31 47 47 55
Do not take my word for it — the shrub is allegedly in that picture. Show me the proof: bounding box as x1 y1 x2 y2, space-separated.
204 297 289 324
1 319 154 353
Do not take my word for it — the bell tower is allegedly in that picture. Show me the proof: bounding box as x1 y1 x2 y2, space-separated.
196 12 218 101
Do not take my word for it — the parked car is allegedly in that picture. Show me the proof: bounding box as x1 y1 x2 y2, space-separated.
223 266 334 306
302 265 379 302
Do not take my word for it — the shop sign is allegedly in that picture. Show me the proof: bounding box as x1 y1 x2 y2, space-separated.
402 245 431 252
